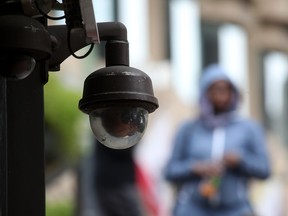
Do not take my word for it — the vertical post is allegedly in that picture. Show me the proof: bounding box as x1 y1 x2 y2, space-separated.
0 77 7 215
0 62 46 215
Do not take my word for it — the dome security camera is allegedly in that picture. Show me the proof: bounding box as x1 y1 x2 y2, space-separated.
0 15 52 80
79 65 159 149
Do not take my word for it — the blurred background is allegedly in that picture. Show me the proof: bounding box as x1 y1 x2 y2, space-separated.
44 0 288 215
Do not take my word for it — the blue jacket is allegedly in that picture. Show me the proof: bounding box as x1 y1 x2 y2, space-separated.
164 65 271 216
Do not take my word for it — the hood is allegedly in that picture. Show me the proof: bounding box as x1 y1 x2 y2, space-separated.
198 64 240 127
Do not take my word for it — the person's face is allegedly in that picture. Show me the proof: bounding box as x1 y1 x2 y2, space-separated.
207 80 233 114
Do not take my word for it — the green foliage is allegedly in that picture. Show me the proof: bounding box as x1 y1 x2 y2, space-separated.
44 74 83 162
46 201 74 216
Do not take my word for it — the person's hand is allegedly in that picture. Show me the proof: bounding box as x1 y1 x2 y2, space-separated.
223 152 241 169
192 161 224 177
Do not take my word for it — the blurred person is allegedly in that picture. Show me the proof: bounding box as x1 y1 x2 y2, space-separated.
93 140 144 216
164 64 271 216
94 140 159 216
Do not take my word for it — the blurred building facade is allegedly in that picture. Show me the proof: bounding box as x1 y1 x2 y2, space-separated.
92 0 288 126
142 0 288 215
50 1 288 215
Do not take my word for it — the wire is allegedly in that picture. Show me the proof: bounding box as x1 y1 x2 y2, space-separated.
67 28 94 59
35 0 66 20
35 0 94 58
62 0 94 59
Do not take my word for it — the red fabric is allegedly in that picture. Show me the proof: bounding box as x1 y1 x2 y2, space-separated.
135 163 159 216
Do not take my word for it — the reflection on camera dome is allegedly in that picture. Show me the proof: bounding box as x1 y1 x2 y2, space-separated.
102 108 146 138
89 106 148 149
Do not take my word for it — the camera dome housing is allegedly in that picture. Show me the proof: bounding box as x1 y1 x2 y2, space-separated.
0 15 52 79
79 65 159 149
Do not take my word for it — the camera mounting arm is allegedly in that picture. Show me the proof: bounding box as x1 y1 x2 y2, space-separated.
48 22 129 71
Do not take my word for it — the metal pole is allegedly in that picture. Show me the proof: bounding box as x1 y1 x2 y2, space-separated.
0 62 47 215
0 76 8 215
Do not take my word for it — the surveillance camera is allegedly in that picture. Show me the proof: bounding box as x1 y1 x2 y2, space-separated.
79 65 159 149
0 15 52 80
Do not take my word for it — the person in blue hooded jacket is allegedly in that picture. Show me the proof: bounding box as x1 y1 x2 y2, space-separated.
164 64 271 216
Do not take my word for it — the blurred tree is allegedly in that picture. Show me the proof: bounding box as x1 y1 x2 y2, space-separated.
44 74 83 167
46 201 74 216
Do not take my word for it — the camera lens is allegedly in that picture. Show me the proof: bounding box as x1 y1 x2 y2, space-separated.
89 106 148 149
0 55 36 80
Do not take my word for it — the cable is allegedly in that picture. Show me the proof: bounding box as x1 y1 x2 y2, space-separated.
62 0 94 58
67 28 94 59
35 0 66 20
